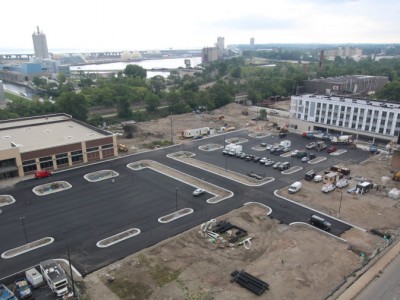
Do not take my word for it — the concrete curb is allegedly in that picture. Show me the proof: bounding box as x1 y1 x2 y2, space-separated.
336 239 400 300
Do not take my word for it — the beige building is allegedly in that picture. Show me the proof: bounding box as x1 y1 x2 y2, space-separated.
0 114 117 180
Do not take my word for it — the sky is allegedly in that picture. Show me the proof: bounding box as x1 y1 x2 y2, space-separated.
1 0 399 53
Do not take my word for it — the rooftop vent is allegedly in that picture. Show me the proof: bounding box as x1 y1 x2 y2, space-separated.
44 129 52 133
2 135 11 139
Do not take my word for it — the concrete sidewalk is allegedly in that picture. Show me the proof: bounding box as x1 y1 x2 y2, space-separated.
337 239 400 300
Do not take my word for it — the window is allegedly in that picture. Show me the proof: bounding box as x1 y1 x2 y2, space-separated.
0 158 16 168
39 156 53 169
22 159 37 173
87 147 99 153
56 153 68 166
102 144 113 149
71 150 83 163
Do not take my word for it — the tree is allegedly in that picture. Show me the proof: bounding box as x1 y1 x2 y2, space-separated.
123 64 147 79
259 109 267 120
149 75 166 95
116 97 132 118
56 92 88 121
145 93 160 112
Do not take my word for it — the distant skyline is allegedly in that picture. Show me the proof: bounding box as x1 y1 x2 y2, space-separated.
1 0 399 53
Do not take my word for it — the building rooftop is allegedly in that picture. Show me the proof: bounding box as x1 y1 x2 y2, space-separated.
0 114 112 152
306 75 386 83
298 94 400 109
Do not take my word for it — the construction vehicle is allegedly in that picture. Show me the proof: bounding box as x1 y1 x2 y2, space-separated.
331 135 352 144
393 171 400 181
280 124 288 134
118 144 128 152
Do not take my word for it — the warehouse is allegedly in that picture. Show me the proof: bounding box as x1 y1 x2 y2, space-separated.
0 113 117 180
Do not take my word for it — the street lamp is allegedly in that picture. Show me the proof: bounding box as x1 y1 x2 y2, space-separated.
175 188 178 211
20 217 28 244
170 113 173 144
337 190 343 219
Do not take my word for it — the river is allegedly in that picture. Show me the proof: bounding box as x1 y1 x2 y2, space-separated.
3 56 203 98
70 56 203 78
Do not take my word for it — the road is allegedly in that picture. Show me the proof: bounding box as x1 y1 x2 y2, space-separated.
355 250 400 300
0 130 369 279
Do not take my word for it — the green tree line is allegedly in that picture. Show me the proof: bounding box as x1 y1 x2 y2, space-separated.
3 54 400 124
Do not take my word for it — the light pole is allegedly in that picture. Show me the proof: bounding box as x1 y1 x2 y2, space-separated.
170 113 173 144
175 188 178 211
20 217 28 244
337 190 343 219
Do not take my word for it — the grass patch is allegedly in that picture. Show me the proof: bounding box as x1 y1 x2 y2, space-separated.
106 278 152 300
138 254 181 286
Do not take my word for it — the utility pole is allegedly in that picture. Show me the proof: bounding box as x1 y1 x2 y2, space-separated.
20 217 28 244
337 190 343 219
67 244 76 298
170 113 173 143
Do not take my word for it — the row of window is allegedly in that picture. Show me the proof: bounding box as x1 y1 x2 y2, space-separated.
21 145 114 173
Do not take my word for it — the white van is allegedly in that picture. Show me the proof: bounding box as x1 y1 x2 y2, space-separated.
288 181 302 194
25 267 44 288
314 175 323 182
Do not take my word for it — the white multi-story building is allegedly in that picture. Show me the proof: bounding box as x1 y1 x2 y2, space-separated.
290 94 400 143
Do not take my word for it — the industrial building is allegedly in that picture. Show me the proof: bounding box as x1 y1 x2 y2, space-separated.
32 26 49 59
289 94 400 144
0 80 4 104
0 114 117 180
201 47 219 64
303 75 388 97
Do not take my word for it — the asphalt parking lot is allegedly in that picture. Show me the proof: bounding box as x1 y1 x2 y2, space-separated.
0 130 370 282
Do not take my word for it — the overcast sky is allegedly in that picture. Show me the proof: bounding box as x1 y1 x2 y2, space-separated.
1 0 399 52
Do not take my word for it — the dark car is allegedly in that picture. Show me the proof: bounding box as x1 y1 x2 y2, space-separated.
327 146 337 153
279 132 287 138
253 157 261 162
309 153 316 159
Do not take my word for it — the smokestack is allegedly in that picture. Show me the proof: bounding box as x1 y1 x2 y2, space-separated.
319 50 324 72
37 26 40 34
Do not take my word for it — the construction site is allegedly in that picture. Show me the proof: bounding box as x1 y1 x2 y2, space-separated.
80 100 400 300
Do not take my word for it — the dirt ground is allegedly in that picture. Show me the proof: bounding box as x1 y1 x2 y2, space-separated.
115 102 289 152
80 100 399 300
83 205 364 300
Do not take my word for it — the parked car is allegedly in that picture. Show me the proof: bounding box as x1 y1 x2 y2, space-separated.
279 132 287 138
272 162 282 169
310 215 331 231
327 146 337 153
34 170 52 179
264 160 274 167
239 152 247 159
306 142 317 149
291 150 299 157
193 188 205 196
278 162 290 171
314 175 323 182
266 144 273 151
309 153 316 160
336 179 349 188
322 183 336 193
259 157 268 164
253 157 261 162
260 142 267 147
194 135 203 140
301 156 310 162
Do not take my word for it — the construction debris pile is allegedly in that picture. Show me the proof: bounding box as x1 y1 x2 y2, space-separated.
199 219 251 248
